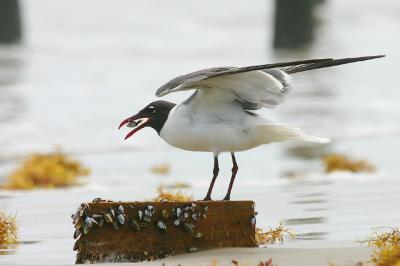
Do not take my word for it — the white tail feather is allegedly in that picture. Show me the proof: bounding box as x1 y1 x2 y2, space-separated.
256 124 330 144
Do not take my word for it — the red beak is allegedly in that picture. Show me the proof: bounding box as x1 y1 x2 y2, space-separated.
118 117 132 130
119 115 150 140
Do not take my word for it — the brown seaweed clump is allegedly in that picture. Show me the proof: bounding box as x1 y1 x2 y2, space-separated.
323 154 375 173
152 185 193 202
0 211 18 245
255 223 294 245
149 163 171 175
4 151 90 190
360 227 400 266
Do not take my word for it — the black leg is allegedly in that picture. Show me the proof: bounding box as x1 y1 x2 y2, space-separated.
223 153 238 201
203 156 219 201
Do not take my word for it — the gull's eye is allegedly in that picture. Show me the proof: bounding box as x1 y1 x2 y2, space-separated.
147 106 156 113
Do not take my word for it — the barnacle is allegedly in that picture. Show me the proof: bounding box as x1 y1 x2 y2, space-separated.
256 223 294 245
360 227 400 266
323 154 375 173
4 151 90 189
0 211 18 245
152 185 192 202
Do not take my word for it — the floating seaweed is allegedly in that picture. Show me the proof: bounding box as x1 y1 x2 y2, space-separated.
152 185 193 202
255 223 294 245
4 151 90 190
322 154 375 173
0 211 18 245
149 163 170 175
360 227 400 266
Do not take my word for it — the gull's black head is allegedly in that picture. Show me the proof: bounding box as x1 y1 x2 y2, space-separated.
119 100 176 140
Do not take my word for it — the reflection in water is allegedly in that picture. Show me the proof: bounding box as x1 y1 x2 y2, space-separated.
0 46 25 151
0 48 25 114
284 216 326 225
303 207 330 212
294 232 329 240
0 241 39 256
272 0 371 240
282 180 331 241
295 192 326 198
0 244 17 256
290 199 327 205
272 0 338 160
285 143 332 160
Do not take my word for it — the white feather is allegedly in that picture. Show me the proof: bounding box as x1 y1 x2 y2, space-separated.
254 124 330 144
194 70 290 108
160 104 329 154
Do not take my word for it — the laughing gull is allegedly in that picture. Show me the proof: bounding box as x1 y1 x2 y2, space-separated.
119 55 384 200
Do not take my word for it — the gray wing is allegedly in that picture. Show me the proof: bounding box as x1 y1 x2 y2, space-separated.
156 58 332 97
155 55 384 110
156 55 384 97
156 66 236 96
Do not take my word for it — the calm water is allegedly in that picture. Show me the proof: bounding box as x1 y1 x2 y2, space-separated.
0 0 400 264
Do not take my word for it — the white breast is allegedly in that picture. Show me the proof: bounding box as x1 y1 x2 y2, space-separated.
159 104 265 154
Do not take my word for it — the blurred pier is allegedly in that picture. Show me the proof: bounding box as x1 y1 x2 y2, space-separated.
273 0 325 49
0 0 22 43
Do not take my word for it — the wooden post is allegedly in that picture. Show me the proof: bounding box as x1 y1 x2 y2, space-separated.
273 0 323 49
72 200 257 263
0 0 22 43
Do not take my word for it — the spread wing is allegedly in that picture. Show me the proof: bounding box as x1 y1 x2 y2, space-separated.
155 55 384 110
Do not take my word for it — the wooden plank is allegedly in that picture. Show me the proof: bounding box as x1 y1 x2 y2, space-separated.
72 200 257 263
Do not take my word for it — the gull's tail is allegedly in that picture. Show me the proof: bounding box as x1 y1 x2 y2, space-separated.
256 124 330 144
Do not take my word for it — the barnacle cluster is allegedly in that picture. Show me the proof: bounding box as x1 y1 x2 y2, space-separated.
169 203 206 238
0 211 18 245
72 199 208 241
323 154 375 173
255 223 294 245
152 185 193 202
5 151 90 189
360 227 400 266
72 201 127 239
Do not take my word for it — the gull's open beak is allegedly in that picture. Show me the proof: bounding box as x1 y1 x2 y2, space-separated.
119 114 151 140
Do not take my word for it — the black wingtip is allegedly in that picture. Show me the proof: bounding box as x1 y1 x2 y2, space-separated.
285 55 385 74
367 54 386 59
349 55 385 61
330 54 386 65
